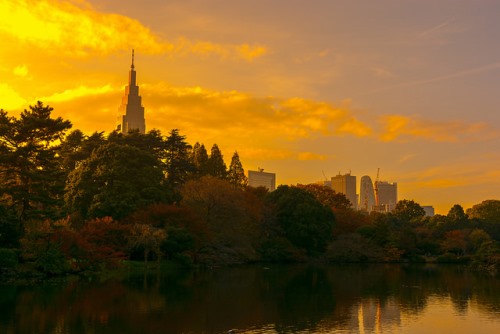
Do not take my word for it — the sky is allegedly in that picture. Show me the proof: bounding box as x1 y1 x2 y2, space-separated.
1 0 499 214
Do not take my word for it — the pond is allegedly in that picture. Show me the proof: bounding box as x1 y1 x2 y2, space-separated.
1 264 499 333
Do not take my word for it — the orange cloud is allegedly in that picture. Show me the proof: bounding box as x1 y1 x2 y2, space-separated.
0 84 27 110
0 0 267 61
379 114 498 142
297 152 331 161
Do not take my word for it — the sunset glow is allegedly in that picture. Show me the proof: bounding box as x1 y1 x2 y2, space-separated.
1 0 499 213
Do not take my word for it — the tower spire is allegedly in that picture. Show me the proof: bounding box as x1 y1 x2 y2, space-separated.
131 49 135 69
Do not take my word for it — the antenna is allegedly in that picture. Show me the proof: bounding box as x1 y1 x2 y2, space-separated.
322 170 327 181
131 49 135 69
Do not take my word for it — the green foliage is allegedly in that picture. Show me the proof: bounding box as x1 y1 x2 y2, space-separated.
467 200 500 240
266 185 334 255
259 237 299 262
326 233 384 262
0 204 20 248
296 183 351 210
0 248 18 268
447 204 468 224
0 102 72 223
36 244 70 275
65 143 172 219
164 129 195 187
393 200 426 223
162 226 195 258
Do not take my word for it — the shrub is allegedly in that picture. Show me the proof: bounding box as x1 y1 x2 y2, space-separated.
0 248 18 268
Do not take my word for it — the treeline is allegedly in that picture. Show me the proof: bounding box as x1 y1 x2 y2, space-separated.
0 102 499 276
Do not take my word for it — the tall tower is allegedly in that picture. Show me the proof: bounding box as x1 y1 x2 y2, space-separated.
331 172 357 209
116 50 146 134
359 175 376 212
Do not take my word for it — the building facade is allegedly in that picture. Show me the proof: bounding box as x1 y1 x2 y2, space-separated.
248 169 276 191
375 181 397 212
116 50 146 134
331 173 357 209
359 175 376 212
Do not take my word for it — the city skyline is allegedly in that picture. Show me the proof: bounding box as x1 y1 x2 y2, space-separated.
1 0 499 214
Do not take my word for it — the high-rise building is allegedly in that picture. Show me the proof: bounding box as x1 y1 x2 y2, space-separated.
375 181 397 212
331 173 357 209
248 169 276 191
359 175 376 212
116 50 146 134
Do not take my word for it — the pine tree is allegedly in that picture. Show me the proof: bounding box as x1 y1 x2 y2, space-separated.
165 129 195 186
191 142 209 176
206 144 227 179
0 102 72 224
228 151 247 188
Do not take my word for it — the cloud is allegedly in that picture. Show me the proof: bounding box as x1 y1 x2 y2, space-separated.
379 114 498 143
0 83 27 110
297 152 331 161
13 65 28 77
0 0 266 61
141 85 372 145
39 85 115 103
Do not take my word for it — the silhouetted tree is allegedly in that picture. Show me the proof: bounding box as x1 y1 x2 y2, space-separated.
206 144 227 179
191 142 209 176
227 151 247 188
266 185 334 255
164 129 195 187
0 102 72 225
65 143 171 220
393 199 425 223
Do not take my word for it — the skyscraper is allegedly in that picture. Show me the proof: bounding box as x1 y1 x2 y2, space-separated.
375 181 397 212
331 173 357 209
116 50 146 134
248 169 276 191
359 175 376 212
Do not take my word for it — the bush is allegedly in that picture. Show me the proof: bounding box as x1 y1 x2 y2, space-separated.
0 248 18 268
36 245 70 275
436 252 470 264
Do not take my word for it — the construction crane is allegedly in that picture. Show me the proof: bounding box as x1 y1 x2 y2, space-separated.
374 168 380 207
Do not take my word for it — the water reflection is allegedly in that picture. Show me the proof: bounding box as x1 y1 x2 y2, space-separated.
0 264 499 333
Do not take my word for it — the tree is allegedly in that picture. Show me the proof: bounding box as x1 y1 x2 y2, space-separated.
129 223 166 268
206 144 227 179
0 102 72 225
266 185 334 255
227 151 247 188
296 183 351 210
191 142 209 176
164 129 195 187
467 200 500 241
447 204 468 225
180 176 260 264
65 143 171 220
393 200 425 223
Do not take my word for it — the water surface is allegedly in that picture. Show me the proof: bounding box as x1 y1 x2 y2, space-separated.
1 264 499 333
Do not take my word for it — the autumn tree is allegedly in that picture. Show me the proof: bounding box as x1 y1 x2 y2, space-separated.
0 102 72 225
180 176 260 264
227 151 247 188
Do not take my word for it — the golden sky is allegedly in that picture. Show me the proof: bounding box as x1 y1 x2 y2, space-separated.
1 0 499 214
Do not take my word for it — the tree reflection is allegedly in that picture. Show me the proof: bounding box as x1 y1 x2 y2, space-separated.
0 264 498 333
